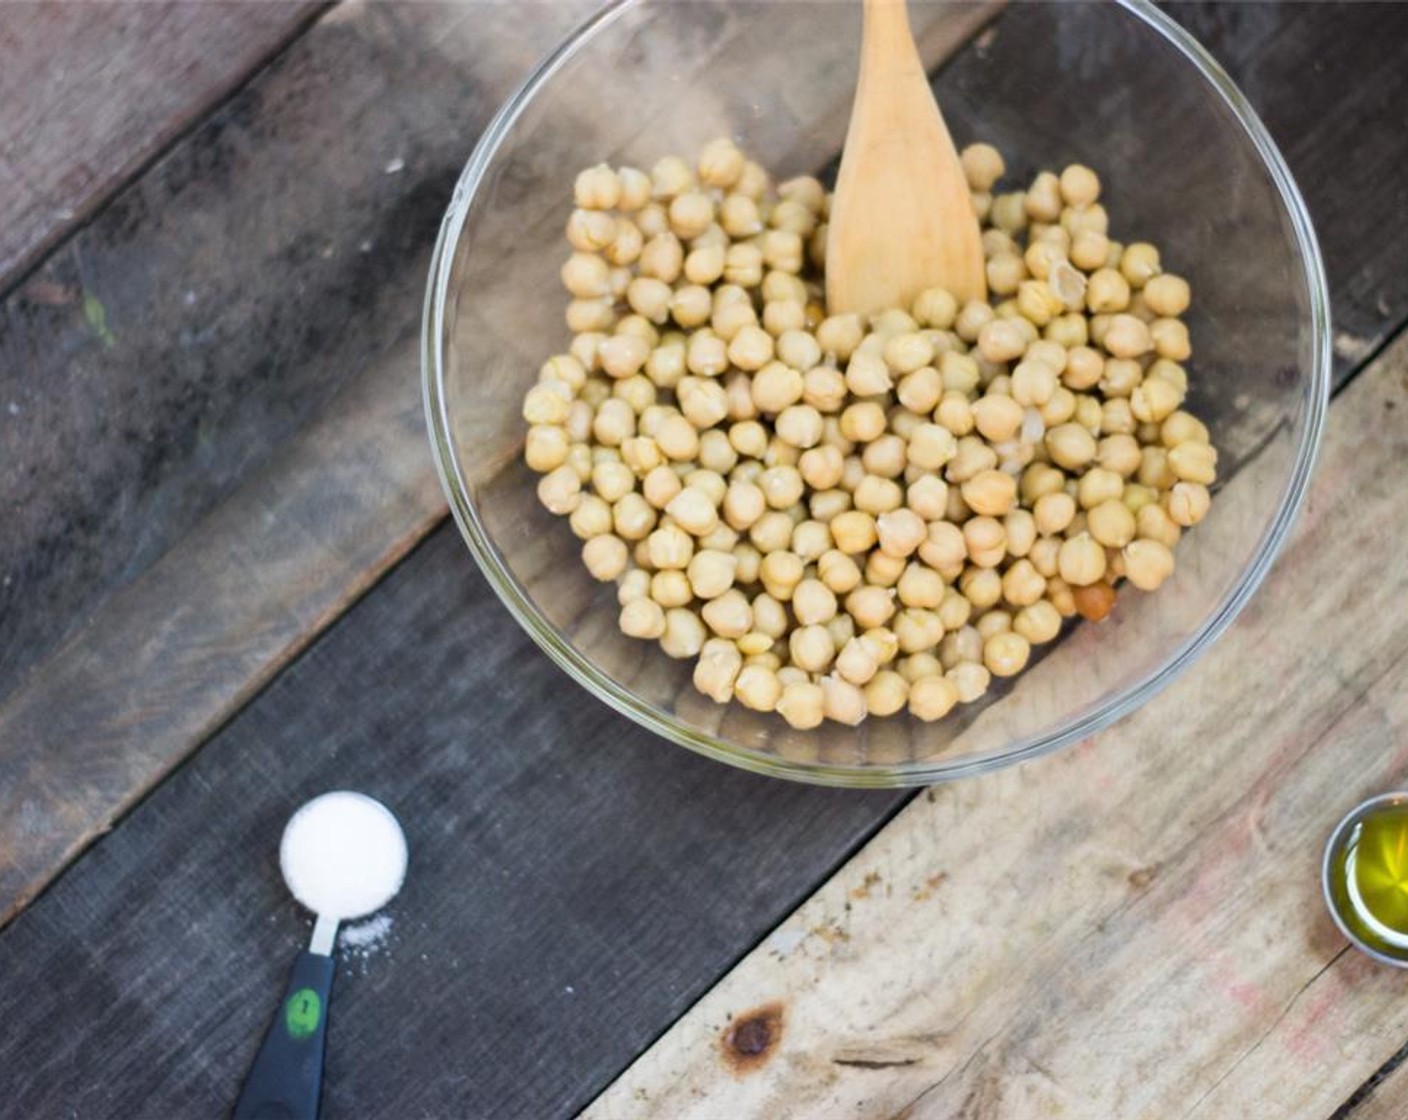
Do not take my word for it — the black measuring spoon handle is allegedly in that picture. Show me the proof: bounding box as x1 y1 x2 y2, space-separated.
233 950 336 1120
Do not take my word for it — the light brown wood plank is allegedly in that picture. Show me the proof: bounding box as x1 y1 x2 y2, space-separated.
0 1 321 290
584 333 1408 1117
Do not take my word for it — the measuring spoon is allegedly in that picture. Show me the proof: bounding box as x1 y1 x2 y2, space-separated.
234 791 408 1120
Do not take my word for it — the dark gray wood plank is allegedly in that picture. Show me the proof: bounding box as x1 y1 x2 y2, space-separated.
1161 1 1408 372
0 1 322 290
0 526 906 1120
0 1 591 706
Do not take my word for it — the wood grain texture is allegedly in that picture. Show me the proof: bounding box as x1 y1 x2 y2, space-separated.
1338 1044 1408 1119
0 0 597 922
1162 1 1408 373
0 1 321 290
0 0 996 927
585 329 1408 1118
0 336 443 924
0 524 907 1119
0 0 594 705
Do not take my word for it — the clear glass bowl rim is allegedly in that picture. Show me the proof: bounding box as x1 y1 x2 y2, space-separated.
423 0 1332 788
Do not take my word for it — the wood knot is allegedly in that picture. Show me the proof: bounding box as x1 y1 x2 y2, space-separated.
721 1002 784 1074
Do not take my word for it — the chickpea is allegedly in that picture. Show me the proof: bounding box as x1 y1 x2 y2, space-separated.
774 681 824 729
1011 599 1060 645
1058 533 1107 586
1168 440 1218 485
844 350 893 397
835 402 884 446
1087 499 1137 548
525 425 570 473
1046 422 1097 470
734 664 782 712
693 640 743 703
959 143 1004 192
724 543 758 587
722 480 767 531
812 674 864 726
854 474 904 514
945 437 999 484
862 434 908 478
1119 242 1161 287
977 318 1027 362
970 393 1023 443
861 670 907 717
1103 314 1152 358
868 508 923 559
1167 481 1211 527
538 463 584 514
935 390 974 438
1151 317 1192 361
902 477 946 523
845 585 897 630
948 661 991 703
1010 361 1056 409
782 443 838 493
1077 467 1124 510
1016 280 1064 327
750 511 795 555
1071 581 1117 622
1086 268 1130 313
832 635 878 685
695 589 748 639
809 553 859 600
961 469 1018 517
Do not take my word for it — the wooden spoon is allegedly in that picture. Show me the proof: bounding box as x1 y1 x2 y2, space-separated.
826 0 987 317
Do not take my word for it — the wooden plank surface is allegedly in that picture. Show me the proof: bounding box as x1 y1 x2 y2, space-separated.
0 0 996 926
0 1 321 291
585 330 1408 1120
0 0 591 704
0 525 907 1119
1 2 1407 1117
0 0 598 922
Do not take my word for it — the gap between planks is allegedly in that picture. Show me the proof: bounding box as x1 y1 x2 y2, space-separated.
582 332 1408 1119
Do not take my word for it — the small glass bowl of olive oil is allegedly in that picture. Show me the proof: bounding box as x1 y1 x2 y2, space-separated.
1323 792 1408 966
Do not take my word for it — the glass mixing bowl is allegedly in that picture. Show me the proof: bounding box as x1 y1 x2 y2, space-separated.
424 0 1328 787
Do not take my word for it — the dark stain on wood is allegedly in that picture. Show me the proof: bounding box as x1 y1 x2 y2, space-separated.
834 1056 922 1070
722 1002 785 1074
1128 864 1160 891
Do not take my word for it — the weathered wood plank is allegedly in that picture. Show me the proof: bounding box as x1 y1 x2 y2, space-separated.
0 0 600 921
1162 1 1408 372
0 336 443 924
0 0 998 927
0 522 908 1119
0 1 322 290
584 332 1408 1118
1338 1045 1408 1119
0 0 595 705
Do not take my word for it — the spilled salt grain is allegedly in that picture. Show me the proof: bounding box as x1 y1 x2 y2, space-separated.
340 913 394 958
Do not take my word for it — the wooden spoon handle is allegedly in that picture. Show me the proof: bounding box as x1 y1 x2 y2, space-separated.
826 0 987 315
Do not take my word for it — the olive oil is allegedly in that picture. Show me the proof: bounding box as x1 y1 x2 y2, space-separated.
1325 796 1408 964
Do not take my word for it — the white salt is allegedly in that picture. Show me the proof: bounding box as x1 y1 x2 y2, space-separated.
279 791 408 921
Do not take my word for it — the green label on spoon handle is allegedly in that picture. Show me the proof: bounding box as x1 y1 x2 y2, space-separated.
284 987 322 1041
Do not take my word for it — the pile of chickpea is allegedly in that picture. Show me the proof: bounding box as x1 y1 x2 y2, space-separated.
522 138 1216 730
